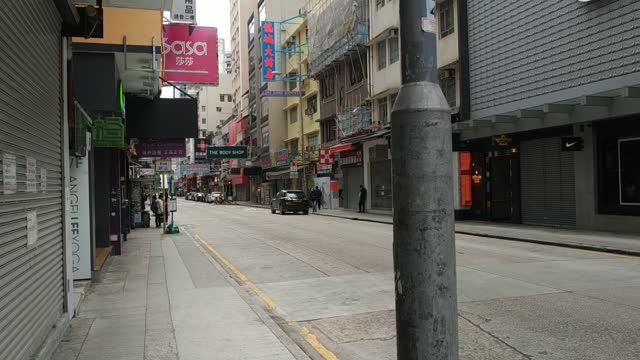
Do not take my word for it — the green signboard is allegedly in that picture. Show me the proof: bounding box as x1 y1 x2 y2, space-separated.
92 117 124 148
206 146 248 159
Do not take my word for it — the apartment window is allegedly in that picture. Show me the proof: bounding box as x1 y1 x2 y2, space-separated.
389 36 399 64
439 70 456 107
321 119 336 144
439 0 454 38
289 106 298 124
350 59 364 86
201 118 207 124
216 107 222 112
289 138 299 156
259 1 266 23
321 73 335 99
389 93 398 113
377 40 387 70
227 95 233 102
201 105 206 112
261 129 269 147
286 36 297 59
248 16 255 43
376 0 385 10
201 130 207 138
288 73 298 91
220 95 225 102
307 133 319 150
378 97 388 124
307 95 317 115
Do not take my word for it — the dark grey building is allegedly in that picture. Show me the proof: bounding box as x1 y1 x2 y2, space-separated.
454 0 640 232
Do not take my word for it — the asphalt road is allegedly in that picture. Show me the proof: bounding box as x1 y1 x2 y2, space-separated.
175 199 640 360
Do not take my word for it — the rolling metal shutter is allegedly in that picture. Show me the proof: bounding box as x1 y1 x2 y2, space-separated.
520 137 576 227
0 2 64 360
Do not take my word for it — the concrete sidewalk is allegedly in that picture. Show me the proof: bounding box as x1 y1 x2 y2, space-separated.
311 208 640 256
52 227 305 360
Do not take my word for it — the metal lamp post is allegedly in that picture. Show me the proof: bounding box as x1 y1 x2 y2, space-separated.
391 0 459 359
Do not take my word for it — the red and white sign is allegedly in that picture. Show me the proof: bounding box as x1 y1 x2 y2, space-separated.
162 24 218 84
319 148 334 165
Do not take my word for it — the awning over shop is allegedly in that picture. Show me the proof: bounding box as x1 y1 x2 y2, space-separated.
329 143 353 153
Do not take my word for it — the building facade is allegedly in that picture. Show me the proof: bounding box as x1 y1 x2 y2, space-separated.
453 0 640 232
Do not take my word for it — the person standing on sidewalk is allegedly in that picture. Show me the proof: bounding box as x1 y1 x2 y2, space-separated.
358 185 367 213
152 195 164 228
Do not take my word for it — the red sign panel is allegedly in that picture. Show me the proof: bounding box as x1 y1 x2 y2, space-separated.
459 152 472 207
162 24 218 85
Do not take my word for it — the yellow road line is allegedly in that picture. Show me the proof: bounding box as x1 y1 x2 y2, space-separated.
301 327 339 360
193 233 340 360
578 249 640 260
195 234 276 309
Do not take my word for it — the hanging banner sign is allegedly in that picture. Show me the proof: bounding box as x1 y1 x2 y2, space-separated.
69 156 92 280
261 21 276 82
2 152 16 194
163 24 218 85
171 0 196 23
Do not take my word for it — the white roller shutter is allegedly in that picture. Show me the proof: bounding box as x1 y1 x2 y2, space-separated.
0 2 64 359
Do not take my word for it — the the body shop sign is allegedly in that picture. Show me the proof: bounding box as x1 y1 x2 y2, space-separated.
163 24 218 84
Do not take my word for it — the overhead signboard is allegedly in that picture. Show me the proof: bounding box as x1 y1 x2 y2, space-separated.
184 163 211 174
261 90 305 97
261 21 276 82
206 146 248 159
137 139 186 158
163 24 218 85
156 160 172 172
275 148 289 167
171 0 196 23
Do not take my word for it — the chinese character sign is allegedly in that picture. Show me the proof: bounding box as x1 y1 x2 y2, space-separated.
163 24 218 84
261 21 276 82
171 0 197 23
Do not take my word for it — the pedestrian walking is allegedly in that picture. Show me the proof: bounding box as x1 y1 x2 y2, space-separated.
358 185 367 213
311 186 322 212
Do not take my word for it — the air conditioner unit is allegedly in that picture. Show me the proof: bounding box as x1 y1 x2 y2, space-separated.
388 28 399 38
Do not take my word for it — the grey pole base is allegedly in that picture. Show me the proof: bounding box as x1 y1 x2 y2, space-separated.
391 81 459 360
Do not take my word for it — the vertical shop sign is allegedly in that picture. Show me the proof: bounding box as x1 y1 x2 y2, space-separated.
2 152 17 194
69 156 92 280
459 152 472 206
261 21 276 82
26 156 37 192
194 138 208 160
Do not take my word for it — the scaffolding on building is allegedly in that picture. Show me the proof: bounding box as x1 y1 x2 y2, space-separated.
304 0 369 76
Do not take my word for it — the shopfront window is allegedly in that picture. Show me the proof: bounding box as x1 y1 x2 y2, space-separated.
619 138 640 205
597 120 640 216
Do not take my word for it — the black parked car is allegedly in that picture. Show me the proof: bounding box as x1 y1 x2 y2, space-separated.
271 190 309 215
